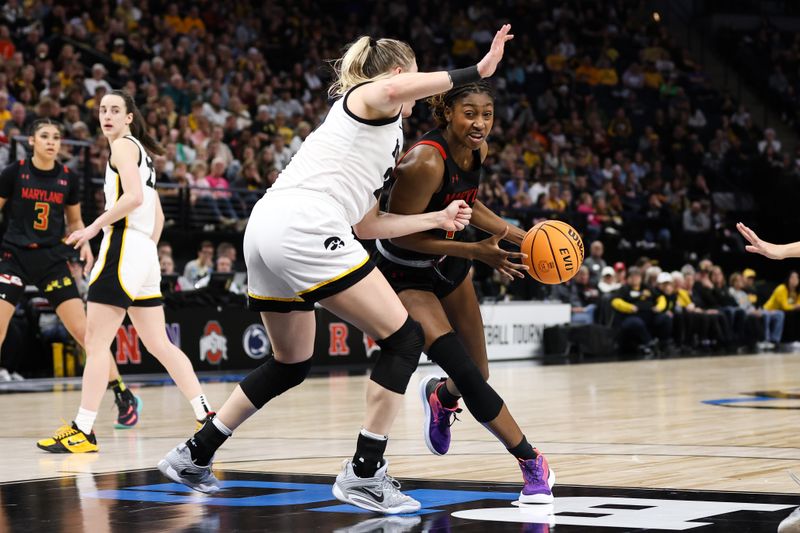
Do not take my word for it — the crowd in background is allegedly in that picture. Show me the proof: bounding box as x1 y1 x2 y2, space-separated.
0 0 776 248
545 239 800 356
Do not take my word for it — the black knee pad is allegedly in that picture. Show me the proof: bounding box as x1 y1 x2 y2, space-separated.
369 316 424 394
240 356 313 409
428 332 503 423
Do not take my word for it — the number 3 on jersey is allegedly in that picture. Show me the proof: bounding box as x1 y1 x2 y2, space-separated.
33 201 49 231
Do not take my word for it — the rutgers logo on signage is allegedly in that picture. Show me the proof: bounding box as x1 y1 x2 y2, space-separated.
199 320 228 365
329 323 350 356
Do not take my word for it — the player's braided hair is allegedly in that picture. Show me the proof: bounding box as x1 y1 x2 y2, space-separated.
29 118 63 136
427 81 495 128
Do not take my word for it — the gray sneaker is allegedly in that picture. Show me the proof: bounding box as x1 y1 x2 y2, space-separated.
333 515 422 533
157 442 220 494
332 460 420 514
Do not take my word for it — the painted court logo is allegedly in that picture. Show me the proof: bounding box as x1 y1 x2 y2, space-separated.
199 321 228 365
243 324 270 360
704 389 800 410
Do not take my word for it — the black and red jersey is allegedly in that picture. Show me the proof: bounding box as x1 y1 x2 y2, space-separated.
0 159 80 249
380 129 483 262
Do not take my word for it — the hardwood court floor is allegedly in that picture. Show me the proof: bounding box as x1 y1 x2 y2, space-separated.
2 353 800 495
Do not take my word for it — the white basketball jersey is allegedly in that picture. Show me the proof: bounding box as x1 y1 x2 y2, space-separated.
270 83 404 225
103 135 157 236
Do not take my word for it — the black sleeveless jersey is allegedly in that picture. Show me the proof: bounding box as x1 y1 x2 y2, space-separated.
379 129 482 262
0 159 80 249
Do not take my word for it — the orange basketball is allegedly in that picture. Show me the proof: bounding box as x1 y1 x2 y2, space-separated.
520 220 585 284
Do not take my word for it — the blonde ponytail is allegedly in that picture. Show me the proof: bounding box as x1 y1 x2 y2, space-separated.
329 36 415 97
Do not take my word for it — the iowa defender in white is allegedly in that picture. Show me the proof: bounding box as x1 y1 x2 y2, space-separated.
37 90 213 453
160 26 513 514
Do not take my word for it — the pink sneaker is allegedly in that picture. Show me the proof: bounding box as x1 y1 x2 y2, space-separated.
419 375 461 455
518 449 556 504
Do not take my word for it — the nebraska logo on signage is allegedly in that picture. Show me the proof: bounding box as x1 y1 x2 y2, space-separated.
199 320 228 365
116 323 181 365
116 325 141 364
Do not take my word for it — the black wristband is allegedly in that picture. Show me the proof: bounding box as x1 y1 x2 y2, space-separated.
447 65 481 87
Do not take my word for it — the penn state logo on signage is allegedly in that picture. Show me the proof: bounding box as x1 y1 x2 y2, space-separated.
243 324 270 360
199 320 228 365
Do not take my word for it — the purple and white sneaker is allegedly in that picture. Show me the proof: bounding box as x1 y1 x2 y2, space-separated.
518 450 556 504
419 375 461 455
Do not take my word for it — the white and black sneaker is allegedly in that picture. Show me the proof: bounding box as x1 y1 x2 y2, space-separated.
158 442 220 494
332 460 420 514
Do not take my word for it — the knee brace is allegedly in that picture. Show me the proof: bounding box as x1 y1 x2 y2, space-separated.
240 356 313 409
427 332 503 423
369 316 424 394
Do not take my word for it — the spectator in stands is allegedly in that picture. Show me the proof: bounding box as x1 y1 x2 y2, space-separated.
729 271 782 351
652 272 677 352
682 200 711 251
183 240 214 286
194 255 244 294
157 241 173 260
757 128 781 154
202 91 229 127
763 273 800 343
195 157 239 227
710 265 746 346
215 242 237 265
504 167 529 198
551 266 597 324
692 266 735 349
3 102 29 134
159 254 190 292
598 266 620 294
84 63 111 97
0 91 10 130
640 193 671 249
611 266 671 357
289 121 311 154
583 240 606 285
271 134 293 172
613 261 627 285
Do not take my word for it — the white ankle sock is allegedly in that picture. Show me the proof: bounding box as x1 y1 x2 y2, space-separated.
212 416 233 436
74 407 97 434
190 394 212 420
360 428 388 441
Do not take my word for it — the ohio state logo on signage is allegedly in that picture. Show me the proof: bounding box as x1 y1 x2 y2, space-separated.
199 320 228 365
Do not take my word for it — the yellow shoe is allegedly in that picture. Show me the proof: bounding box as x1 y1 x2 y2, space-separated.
37 422 99 453
195 411 216 431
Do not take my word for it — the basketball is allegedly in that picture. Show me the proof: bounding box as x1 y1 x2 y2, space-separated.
521 220 584 284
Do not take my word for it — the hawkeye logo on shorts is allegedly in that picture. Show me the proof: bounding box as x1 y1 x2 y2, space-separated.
199 320 228 365
324 237 345 251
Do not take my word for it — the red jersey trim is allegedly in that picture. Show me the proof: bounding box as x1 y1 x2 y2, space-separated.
398 140 447 165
